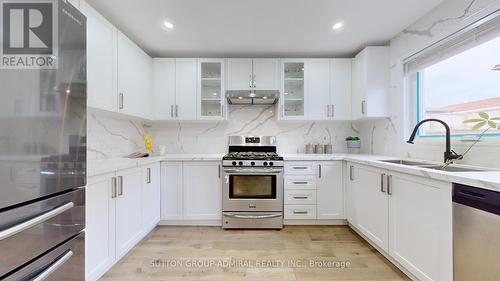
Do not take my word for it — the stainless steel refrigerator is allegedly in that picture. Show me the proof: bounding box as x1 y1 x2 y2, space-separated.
0 0 86 280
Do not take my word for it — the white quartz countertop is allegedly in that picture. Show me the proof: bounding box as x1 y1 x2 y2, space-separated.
88 153 500 192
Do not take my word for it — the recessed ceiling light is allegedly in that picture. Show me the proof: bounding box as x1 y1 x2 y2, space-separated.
263 96 268 99
238 97 243 99
332 22 344 30
164 21 174 29
212 92 218 96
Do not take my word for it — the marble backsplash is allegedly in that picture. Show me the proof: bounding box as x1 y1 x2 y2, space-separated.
87 106 357 160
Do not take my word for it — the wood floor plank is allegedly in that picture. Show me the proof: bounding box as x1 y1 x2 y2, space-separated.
100 226 410 281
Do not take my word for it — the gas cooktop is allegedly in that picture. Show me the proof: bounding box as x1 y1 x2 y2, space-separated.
223 151 283 161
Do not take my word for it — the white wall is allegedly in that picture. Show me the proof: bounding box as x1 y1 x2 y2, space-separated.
359 0 500 168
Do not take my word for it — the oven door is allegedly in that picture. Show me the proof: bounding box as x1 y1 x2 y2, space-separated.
223 167 283 212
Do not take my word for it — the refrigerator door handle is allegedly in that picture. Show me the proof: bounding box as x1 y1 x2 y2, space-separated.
32 250 74 281
0 202 74 241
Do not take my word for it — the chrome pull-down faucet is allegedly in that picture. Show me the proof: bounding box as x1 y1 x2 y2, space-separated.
407 119 462 164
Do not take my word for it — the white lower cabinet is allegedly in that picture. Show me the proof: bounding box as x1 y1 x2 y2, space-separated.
348 163 452 281
142 163 161 234
115 168 143 259
86 165 161 281
160 161 222 224
86 174 116 281
183 162 222 220
284 161 344 224
317 162 344 220
352 164 389 251
388 172 453 281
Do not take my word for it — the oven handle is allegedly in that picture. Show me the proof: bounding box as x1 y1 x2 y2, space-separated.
223 168 283 174
223 213 282 219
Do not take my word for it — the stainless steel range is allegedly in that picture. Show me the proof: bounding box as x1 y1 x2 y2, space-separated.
222 136 284 229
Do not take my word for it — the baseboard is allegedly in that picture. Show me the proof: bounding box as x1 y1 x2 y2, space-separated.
158 220 222 226
348 223 418 281
284 219 347 225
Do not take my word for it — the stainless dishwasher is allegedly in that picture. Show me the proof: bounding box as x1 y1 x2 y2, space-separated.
453 183 500 281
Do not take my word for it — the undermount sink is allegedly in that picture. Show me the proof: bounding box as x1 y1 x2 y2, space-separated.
419 165 485 172
380 159 431 166
379 159 490 172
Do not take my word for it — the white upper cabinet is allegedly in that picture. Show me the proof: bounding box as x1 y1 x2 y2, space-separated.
227 59 279 91
280 59 307 120
174 59 198 120
198 59 226 120
307 59 331 121
82 2 118 113
117 32 153 120
227 59 253 90
153 58 176 120
351 46 390 119
330 59 352 120
252 59 280 90
281 59 352 121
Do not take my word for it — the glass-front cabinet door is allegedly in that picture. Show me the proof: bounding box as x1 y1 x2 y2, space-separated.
197 59 226 120
281 60 306 120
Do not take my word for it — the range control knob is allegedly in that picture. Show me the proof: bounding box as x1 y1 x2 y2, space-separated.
269 162 274 166
238 161 243 166
232 161 237 166
263 162 268 166
251 161 256 166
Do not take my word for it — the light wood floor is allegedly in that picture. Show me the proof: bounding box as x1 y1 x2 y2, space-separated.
100 226 410 281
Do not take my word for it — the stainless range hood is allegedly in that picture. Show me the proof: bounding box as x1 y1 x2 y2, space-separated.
226 90 280 105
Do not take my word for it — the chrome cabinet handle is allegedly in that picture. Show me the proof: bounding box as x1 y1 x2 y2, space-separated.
293 210 309 215
147 168 151 184
33 250 74 281
327 105 331 118
331 105 335 118
387 175 393 195
0 202 74 241
349 165 354 181
249 74 253 88
175 105 179 117
111 177 117 198
361 100 366 115
117 176 123 196
293 196 309 199
292 181 308 185
318 164 322 178
119 93 124 109
253 74 256 88
292 166 308 170
218 164 221 178
380 173 386 193
170 105 174 118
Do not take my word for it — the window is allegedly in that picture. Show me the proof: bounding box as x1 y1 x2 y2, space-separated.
405 13 500 138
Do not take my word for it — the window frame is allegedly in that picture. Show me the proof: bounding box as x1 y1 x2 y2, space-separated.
404 10 500 143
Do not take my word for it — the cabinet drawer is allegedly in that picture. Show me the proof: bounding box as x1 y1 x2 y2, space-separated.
284 205 317 220
284 190 317 205
285 162 317 175
285 176 316 190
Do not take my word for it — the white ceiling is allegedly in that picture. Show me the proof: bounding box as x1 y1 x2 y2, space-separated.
86 0 444 58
